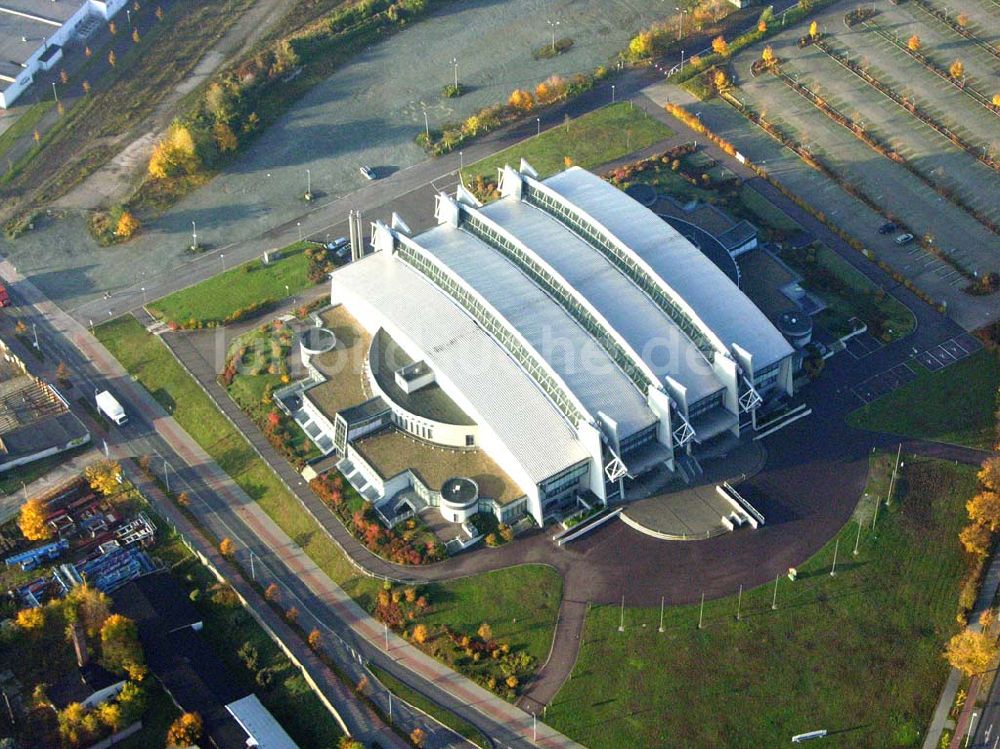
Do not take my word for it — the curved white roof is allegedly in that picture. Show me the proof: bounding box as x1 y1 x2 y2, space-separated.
416 222 658 439
542 168 794 370
330 251 589 485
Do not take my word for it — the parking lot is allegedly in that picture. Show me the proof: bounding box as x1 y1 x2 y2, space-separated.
851 333 981 402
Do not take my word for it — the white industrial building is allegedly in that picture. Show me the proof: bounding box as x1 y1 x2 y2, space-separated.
0 0 128 109
324 165 795 526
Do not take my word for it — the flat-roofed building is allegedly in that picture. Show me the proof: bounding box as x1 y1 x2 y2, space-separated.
320 166 795 525
0 0 129 108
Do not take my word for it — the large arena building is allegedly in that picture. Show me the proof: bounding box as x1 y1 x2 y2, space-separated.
320 165 795 526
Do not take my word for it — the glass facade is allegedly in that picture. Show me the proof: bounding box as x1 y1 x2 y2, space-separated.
522 183 719 362
395 239 585 426
753 360 783 392
458 211 654 393
539 460 589 508
687 390 725 419
619 423 657 456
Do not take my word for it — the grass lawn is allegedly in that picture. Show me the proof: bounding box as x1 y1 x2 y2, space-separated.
0 102 54 163
739 183 801 232
848 349 1000 449
782 244 915 341
95 316 562 673
419 566 561 664
147 242 317 326
465 103 672 183
549 455 977 748
369 664 489 748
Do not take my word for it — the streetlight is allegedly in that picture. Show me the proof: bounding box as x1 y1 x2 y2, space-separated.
536 117 540 136
220 253 225 273
676 6 685 41
140 286 146 306
126 8 131 29
191 220 198 251
547 19 560 55
31 323 38 350
680 49 686 70
304 168 312 201
451 57 458 90
611 84 616 103
422 106 429 139
297 222 302 243
51 82 58 103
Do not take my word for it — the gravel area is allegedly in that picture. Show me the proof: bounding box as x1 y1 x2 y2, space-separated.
0 0 671 311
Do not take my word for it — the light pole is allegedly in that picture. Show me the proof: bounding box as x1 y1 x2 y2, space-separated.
297 222 302 243
676 6 684 41
618 595 625 632
547 19 560 55
830 538 839 576
771 573 779 610
52 82 58 103
451 57 458 89
536 117 541 136
853 520 862 555
140 286 146 306
126 8 131 29
697 591 705 629
220 253 225 273
459 150 463 173
305 168 312 200
736 583 743 621
680 49 686 70
422 106 430 140
31 323 38 350
191 220 197 251
658 596 665 632
611 84 616 103
967 712 978 748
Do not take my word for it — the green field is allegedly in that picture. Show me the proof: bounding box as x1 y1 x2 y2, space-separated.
94 316 561 675
369 664 489 748
739 184 801 232
147 242 316 326
549 455 975 748
0 102 54 163
465 103 672 183
848 349 1000 449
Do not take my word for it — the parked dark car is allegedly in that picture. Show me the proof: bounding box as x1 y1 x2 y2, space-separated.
878 222 897 235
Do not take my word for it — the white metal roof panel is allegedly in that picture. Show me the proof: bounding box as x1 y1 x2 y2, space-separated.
542 168 794 369
416 223 658 439
480 198 725 405
226 695 299 749
330 251 589 485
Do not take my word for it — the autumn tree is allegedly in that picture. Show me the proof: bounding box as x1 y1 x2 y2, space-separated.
213 122 238 153
412 624 429 644
508 88 534 111
338 738 364 749
308 629 322 649
945 629 998 676
59 69 69 85
410 727 427 748
19 497 52 541
100 614 144 676
155 5 163 19
33 129 41 144
66 584 111 636
477 622 493 640
148 123 199 179
219 537 235 556
956 12 968 27
108 50 117 67
993 93 1000 107
82 80 91 94
16 607 44 631
968 491 1000 531
713 69 729 91
907 35 921 51
285 607 299 624
131 28 140 43
115 211 140 239
96 702 122 732
980 457 1000 492
628 31 654 60
58 702 89 747
960 523 992 557
85 459 122 496
108 21 117 35
176 491 190 507
762 45 776 66
711 35 728 55
166 712 203 747
949 59 965 80
757 18 767 32
265 583 280 602
56 360 70 383
808 20 819 39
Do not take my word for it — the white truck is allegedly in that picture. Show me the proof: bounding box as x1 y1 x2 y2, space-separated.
95 390 128 425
